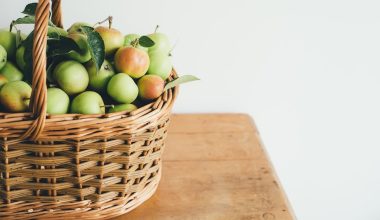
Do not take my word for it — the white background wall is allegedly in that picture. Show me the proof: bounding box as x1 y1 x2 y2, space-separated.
2 0 380 219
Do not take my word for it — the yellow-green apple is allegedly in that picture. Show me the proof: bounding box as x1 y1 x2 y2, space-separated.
0 81 31 112
86 60 115 92
71 91 105 114
95 26 124 56
53 60 89 95
48 26 68 37
0 44 7 70
138 75 165 100
124 34 140 46
0 29 16 59
0 75 8 88
107 73 138 104
108 103 137 113
47 88 70 115
148 51 172 80
67 22 92 34
66 33 91 63
148 32 171 54
15 46 26 71
114 46 150 79
0 62 23 81
124 34 148 52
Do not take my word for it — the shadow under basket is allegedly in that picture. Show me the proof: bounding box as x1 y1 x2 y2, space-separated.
0 0 179 219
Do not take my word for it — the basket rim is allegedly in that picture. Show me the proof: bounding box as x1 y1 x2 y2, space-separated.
0 70 179 142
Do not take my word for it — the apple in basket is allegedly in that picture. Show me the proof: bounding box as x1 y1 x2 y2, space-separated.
0 62 23 82
0 75 8 88
108 104 137 113
0 81 31 112
124 34 148 52
148 27 171 55
86 60 115 93
0 29 17 59
71 91 105 114
52 60 89 96
47 88 70 115
0 44 7 70
107 73 139 104
138 75 165 100
0 13 199 115
95 18 124 57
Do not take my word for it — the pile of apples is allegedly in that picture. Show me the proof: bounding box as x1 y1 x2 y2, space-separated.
0 17 181 115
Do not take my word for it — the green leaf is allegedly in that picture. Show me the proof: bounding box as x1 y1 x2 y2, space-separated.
12 15 55 27
47 36 81 58
22 3 37 16
80 26 105 71
13 16 35 25
164 75 200 91
139 36 155 48
21 30 78 84
46 59 61 83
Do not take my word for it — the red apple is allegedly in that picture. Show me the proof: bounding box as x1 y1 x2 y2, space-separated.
114 47 150 79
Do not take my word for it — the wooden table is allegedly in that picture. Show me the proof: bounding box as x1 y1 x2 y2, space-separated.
114 114 295 220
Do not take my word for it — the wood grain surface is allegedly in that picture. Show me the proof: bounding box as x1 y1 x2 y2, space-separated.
113 114 295 220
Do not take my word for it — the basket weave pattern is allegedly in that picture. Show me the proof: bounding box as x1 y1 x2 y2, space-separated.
0 0 178 219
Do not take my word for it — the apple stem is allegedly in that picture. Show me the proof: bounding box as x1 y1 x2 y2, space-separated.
131 38 139 48
108 16 113 29
95 16 113 28
154 25 160 33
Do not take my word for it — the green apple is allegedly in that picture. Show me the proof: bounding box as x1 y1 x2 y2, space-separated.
53 60 89 95
48 26 68 37
0 75 8 88
138 75 165 100
0 62 23 82
108 103 137 113
66 33 91 63
148 32 171 54
0 29 16 59
15 46 26 71
124 34 140 46
107 73 138 104
86 60 115 92
95 26 124 56
67 22 92 34
71 91 105 114
0 81 31 112
124 34 148 52
148 52 172 80
0 44 7 70
47 88 70 115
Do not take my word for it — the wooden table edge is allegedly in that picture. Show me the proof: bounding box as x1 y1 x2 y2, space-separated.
248 115 297 220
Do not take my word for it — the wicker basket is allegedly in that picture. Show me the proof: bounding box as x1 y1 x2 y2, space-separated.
0 0 178 219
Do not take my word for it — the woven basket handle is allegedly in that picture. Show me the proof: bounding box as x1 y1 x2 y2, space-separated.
21 0 63 140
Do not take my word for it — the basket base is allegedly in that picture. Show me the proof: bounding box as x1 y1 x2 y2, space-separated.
1 172 161 220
